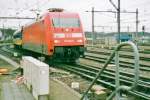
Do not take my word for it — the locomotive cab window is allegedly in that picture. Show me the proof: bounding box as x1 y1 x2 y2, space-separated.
52 18 80 28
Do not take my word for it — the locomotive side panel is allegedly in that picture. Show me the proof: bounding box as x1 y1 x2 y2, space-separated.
19 11 86 62
22 20 50 55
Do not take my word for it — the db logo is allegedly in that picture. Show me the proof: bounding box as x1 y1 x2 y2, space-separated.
66 34 71 38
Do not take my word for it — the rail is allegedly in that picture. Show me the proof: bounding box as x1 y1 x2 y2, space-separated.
81 42 140 100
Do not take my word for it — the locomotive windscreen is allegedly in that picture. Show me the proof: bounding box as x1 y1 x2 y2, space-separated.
52 18 80 28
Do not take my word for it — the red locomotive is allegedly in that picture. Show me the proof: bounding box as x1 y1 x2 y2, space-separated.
21 8 85 62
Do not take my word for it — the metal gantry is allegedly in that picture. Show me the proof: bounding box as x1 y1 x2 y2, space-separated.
86 6 139 44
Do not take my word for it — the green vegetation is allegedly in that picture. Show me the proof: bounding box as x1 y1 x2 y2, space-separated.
0 28 15 37
0 28 16 44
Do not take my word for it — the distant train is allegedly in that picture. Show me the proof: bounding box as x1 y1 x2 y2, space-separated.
13 8 85 62
13 29 22 47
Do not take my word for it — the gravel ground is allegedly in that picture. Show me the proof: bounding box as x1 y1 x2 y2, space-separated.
50 68 92 94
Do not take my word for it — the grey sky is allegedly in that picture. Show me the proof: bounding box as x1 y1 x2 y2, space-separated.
0 0 150 32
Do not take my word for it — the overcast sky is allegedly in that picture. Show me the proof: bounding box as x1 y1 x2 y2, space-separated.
0 0 150 32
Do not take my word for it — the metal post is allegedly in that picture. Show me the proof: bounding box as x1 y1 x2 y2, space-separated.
142 26 145 36
102 26 104 33
117 0 121 44
127 26 129 32
142 26 145 44
115 51 120 99
135 9 138 43
92 7 94 47
109 0 121 44
3 23 5 40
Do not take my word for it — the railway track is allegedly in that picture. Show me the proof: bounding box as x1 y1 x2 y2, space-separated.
1 45 150 99
85 49 150 72
84 54 150 72
0 46 20 62
54 44 150 99
86 43 150 53
86 48 150 61
56 63 150 100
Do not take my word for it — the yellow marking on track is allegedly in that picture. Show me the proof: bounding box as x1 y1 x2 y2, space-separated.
0 68 8 74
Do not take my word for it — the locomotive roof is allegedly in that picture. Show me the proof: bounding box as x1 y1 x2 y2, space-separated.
47 12 79 18
23 12 80 28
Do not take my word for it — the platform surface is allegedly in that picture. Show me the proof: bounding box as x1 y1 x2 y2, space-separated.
1 81 35 100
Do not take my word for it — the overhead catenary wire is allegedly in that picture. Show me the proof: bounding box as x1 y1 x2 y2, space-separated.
96 12 116 19
121 13 150 21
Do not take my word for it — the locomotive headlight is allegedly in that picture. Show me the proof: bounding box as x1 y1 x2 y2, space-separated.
54 40 60 43
77 39 83 42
